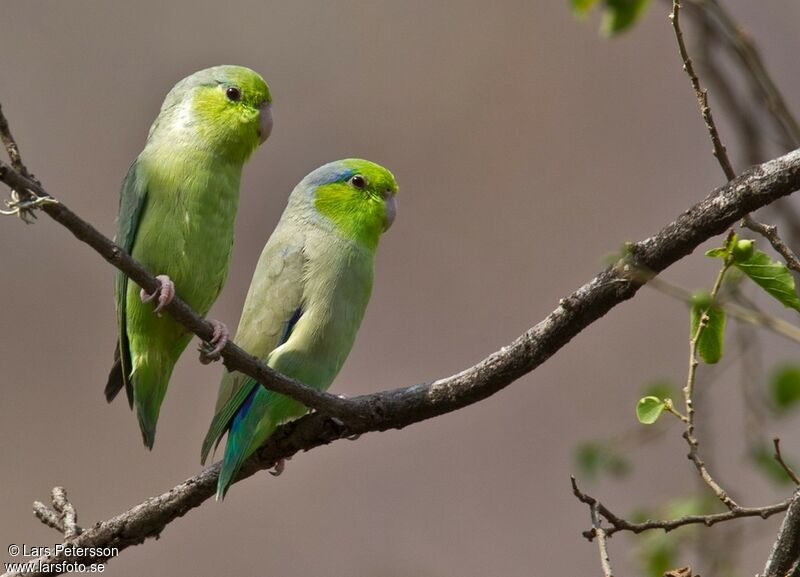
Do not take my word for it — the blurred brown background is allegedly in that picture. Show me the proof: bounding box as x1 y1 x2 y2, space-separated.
2 1 800 575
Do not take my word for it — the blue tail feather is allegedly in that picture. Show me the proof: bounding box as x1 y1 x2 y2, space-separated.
216 386 259 500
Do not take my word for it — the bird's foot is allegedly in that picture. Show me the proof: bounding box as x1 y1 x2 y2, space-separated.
140 275 175 317
199 320 229 364
269 456 291 477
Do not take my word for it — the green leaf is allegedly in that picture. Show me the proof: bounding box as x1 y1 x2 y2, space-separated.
690 303 726 364
636 396 665 424
570 0 599 16
751 444 797 486
735 250 800 311
705 247 728 258
771 364 800 410
706 233 741 260
600 0 651 35
575 442 630 480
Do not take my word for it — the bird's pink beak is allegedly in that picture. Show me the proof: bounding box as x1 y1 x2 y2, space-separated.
383 194 397 231
258 102 273 143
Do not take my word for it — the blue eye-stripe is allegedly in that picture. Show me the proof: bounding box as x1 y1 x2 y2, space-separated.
305 165 356 187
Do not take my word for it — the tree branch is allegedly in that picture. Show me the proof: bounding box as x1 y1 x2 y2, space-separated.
0 111 353 421
5 111 800 574
670 0 800 275
762 489 800 577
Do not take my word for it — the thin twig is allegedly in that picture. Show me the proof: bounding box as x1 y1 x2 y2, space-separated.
32 487 82 539
670 0 736 181
0 102 32 178
571 477 790 539
590 503 615 577
681 230 739 509
671 0 800 271
688 0 800 148
694 4 764 166
681 0 800 263
667 0 800 150
774 438 800 486
742 216 800 273
32 502 64 534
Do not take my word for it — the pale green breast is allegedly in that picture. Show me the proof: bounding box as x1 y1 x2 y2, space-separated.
131 147 243 314
267 226 375 390
214 210 376 414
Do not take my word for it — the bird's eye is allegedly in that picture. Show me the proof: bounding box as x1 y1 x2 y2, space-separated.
225 86 242 102
350 175 367 189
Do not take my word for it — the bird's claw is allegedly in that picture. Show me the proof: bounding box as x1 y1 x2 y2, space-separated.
140 275 175 317
0 189 58 224
269 456 291 477
329 416 360 440
199 320 229 364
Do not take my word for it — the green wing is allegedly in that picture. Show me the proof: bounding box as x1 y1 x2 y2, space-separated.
105 160 148 406
201 376 258 464
201 231 307 464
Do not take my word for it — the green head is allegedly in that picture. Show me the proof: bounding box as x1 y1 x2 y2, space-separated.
302 159 398 251
148 65 272 163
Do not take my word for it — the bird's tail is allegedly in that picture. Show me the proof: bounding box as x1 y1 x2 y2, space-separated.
131 359 174 450
203 378 306 500
216 386 263 500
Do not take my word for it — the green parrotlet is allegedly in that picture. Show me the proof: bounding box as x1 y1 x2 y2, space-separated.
106 65 273 449
202 158 398 499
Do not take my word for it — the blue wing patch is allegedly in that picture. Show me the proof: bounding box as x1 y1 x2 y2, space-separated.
279 307 303 346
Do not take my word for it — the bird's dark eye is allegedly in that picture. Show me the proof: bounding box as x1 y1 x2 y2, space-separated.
350 175 367 189
225 86 242 102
